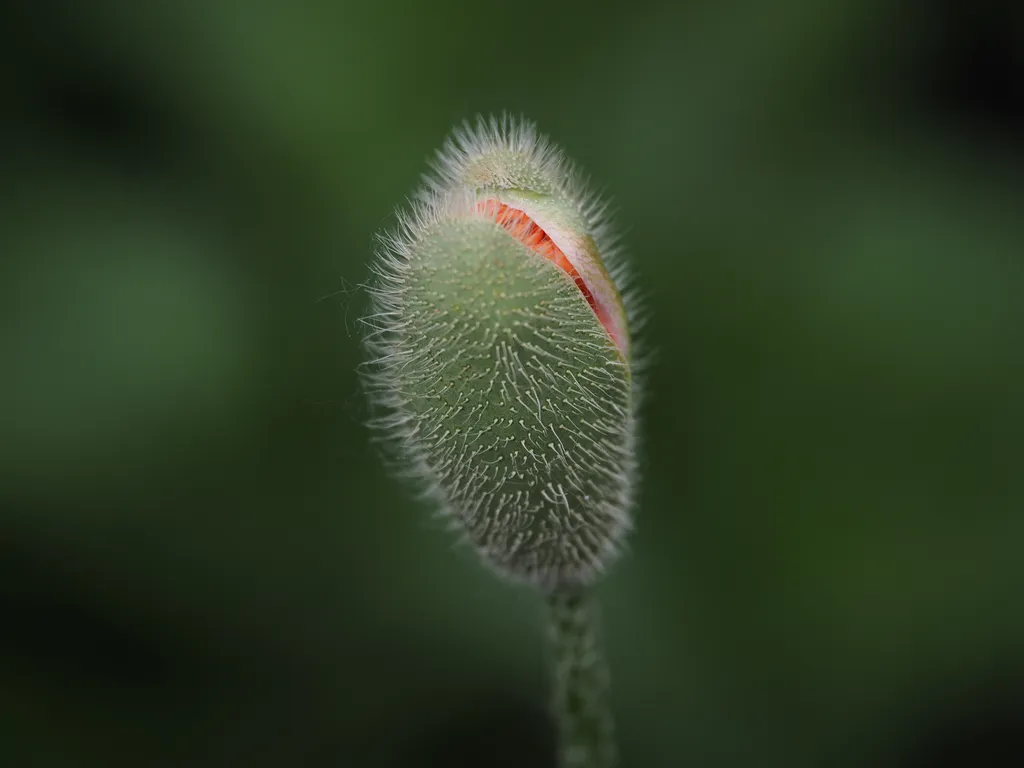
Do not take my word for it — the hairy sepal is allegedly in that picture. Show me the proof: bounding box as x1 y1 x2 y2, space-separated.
365 194 635 590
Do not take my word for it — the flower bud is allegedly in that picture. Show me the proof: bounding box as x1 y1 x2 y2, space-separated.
363 116 639 590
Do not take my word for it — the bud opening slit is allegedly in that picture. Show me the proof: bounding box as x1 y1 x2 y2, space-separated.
477 199 624 355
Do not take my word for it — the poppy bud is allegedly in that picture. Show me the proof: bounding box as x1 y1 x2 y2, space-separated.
364 116 640 591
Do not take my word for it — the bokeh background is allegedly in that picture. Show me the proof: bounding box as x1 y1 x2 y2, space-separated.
2 0 1023 765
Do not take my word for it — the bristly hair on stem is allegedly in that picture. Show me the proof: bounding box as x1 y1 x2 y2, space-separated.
547 588 617 768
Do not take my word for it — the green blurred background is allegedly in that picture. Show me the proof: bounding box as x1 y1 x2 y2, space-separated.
2 0 1023 765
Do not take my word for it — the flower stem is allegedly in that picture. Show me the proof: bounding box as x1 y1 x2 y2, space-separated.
545 588 617 768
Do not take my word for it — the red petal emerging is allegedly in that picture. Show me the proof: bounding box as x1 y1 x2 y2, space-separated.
478 199 618 347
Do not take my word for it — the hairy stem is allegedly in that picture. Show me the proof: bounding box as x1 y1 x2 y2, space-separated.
546 588 617 768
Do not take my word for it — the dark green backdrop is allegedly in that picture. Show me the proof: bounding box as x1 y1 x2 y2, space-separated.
2 1 1023 766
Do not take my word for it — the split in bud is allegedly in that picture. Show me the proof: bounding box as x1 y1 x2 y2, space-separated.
363 115 641 591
